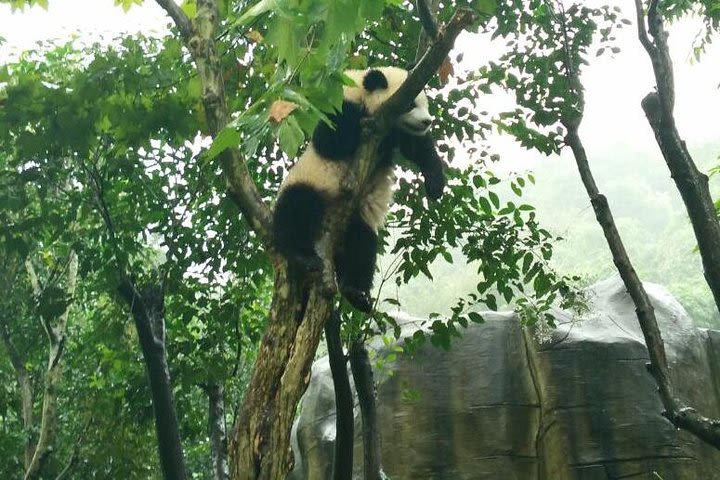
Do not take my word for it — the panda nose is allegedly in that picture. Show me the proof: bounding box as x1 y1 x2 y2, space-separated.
421 118 432 128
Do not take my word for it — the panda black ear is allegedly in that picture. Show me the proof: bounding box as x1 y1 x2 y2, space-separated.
363 69 388 92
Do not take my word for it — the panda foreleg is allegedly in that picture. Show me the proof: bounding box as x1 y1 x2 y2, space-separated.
396 131 446 200
272 184 326 272
335 212 377 313
312 100 365 160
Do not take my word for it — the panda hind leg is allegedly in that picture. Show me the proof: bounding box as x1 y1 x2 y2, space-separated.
272 184 326 272
335 213 377 313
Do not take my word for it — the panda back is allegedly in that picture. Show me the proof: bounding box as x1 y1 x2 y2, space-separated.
279 145 349 198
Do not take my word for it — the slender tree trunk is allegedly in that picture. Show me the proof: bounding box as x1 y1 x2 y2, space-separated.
565 125 720 448
634 0 720 312
553 1 720 448
206 382 230 480
24 251 79 480
349 341 384 480
119 282 189 480
325 311 354 480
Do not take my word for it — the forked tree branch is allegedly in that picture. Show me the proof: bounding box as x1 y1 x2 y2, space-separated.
230 8 476 480
563 3 720 450
156 0 272 241
633 0 654 54
415 0 442 63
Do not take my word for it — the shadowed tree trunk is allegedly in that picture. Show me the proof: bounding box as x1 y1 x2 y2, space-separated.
205 382 230 480
325 311 354 480
634 0 720 311
349 341 383 480
118 282 189 480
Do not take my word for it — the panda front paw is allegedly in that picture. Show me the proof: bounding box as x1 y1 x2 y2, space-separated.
340 287 374 313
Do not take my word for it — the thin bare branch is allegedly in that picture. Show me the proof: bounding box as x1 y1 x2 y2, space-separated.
633 0 654 54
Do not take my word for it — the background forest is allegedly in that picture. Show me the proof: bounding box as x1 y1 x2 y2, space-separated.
1 0 720 479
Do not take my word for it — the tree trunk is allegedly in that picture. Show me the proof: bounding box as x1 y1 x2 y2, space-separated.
151 1 476 477
230 267 334 480
640 92 720 309
24 251 79 480
207 382 230 480
565 124 720 448
349 341 384 480
634 0 720 312
325 311 354 480
120 282 189 480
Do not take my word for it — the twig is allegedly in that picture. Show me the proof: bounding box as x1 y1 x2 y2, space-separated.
634 0 654 54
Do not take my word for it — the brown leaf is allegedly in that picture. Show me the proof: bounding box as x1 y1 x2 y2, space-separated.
246 30 264 43
438 56 454 85
268 100 299 123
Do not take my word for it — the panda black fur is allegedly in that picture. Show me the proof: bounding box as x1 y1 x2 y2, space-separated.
272 66 445 312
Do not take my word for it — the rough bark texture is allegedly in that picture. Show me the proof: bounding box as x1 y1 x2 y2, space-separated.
349 342 384 480
119 282 189 480
290 293 720 479
325 312 354 480
23 251 78 480
206 382 230 480
153 2 475 477
634 0 720 312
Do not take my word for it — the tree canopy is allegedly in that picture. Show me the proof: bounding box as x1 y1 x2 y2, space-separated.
1 0 719 478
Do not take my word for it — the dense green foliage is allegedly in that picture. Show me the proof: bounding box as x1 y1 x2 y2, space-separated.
0 0 718 477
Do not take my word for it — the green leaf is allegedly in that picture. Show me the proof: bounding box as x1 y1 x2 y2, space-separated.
181 0 197 19
277 116 304 157
475 0 497 16
206 127 241 160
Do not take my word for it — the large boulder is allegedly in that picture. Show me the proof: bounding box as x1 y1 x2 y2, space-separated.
289 277 720 479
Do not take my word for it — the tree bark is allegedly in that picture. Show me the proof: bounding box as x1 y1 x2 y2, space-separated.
153 2 476 477
566 124 720 448
349 341 383 480
325 311 354 480
24 251 78 480
634 0 720 312
206 382 230 480
119 282 189 480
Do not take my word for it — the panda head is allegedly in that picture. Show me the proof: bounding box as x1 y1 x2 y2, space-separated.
345 66 433 136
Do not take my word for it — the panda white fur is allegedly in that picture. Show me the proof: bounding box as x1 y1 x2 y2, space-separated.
272 66 445 312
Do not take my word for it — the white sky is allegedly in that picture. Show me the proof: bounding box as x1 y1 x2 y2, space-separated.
0 0 169 53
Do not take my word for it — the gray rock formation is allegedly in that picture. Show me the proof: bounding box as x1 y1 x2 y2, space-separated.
288 277 720 479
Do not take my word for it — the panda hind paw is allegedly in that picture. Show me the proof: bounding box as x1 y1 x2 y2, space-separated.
341 287 374 313
288 254 324 273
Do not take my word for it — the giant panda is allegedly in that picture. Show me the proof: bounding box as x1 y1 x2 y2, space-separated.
272 66 445 313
